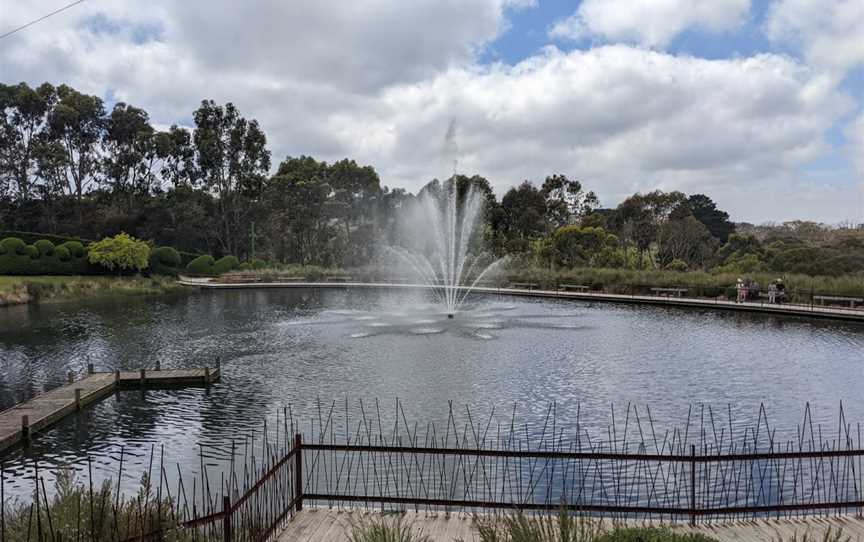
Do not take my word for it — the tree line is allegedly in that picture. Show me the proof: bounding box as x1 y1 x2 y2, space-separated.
2 81 862 276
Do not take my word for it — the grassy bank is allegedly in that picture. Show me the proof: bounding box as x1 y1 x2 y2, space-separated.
502 267 864 298
0 275 187 306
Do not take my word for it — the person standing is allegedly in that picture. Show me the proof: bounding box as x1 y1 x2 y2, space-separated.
736 278 747 303
768 281 777 304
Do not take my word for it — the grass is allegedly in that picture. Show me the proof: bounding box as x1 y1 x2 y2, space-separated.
473 512 719 542
0 275 187 306
343 511 855 542
219 264 351 282
348 515 431 542
501 267 864 299
1 470 180 542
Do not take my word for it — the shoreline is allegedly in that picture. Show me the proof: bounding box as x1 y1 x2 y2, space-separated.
0 275 189 307
182 279 864 323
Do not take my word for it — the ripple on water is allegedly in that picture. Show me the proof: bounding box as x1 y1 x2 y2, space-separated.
410 327 445 335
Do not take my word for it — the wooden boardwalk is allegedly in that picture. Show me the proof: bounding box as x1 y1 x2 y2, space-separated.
0 366 219 453
277 507 864 541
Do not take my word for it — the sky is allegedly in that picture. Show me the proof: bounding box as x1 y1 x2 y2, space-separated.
1 0 863 224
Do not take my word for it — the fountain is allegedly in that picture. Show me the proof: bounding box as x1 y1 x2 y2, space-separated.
387 178 506 317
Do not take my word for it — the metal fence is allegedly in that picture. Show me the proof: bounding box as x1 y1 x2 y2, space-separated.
3 401 864 541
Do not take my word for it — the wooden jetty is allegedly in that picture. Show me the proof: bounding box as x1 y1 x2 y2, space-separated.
0 364 219 453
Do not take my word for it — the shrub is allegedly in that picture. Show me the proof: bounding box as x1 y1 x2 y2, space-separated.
34 239 55 256
59 240 86 258
24 245 39 259
55 245 71 261
665 259 689 272
88 233 150 273
348 515 431 542
0 237 27 256
186 255 216 274
151 246 182 267
212 255 240 275
148 246 183 276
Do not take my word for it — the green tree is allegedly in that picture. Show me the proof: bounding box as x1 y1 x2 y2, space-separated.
552 225 618 267
193 100 270 256
0 82 56 203
500 181 546 252
102 102 160 213
657 216 717 269
44 85 106 224
684 194 735 243
88 232 150 273
541 174 598 231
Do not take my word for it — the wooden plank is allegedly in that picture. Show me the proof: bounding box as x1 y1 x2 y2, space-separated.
0 367 218 454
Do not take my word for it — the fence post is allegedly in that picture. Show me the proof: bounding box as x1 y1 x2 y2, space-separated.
690 444 696 526
294 433 303 511
222 495 231 542
21 415 29 442
75 388 82 411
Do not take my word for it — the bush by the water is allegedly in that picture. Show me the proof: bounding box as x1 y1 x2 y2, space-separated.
213 255 240 274
88 233 150 273
185 254 240 275
0 237 93 275
149 246 183 275
186 254 216 274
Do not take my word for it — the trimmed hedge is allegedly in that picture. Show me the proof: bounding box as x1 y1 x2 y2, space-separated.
0 237 27 256
185 254 240 275
213 255 240 275
149 246 183 276
0 237 94 275
34 239 55 256
186 255 216 274
0 230 91 246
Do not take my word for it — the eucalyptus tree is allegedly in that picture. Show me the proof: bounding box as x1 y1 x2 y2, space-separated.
192 100 270 256
540 174 598 231
42 85 106 224
0 82 56 203
102 102 158 212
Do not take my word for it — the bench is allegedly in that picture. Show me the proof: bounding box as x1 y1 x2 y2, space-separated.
560 284 590 292
510 282 539 290
813 295 864 309
650 287 688 298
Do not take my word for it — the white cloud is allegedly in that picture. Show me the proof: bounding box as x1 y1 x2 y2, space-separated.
766 0 864 74
549 0 751 48
0 0 859 222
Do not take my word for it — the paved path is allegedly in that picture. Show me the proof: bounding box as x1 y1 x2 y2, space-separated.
179 279 864 323
0 367 219 453
277 507 864 541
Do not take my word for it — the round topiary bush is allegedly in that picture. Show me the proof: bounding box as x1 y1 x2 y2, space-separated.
186 255 216 274
151 246 182 267
212 255 240 275
1 237 27 256
55 245 71 262
24 245 39 259
34 239 55 256
59 241 86 258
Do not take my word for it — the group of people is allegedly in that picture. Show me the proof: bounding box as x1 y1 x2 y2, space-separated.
735 278 786 304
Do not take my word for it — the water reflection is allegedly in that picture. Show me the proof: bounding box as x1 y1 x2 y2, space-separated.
1 288 863 500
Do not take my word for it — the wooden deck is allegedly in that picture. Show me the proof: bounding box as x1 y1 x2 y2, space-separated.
0 367 219 453
277 507 864 541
